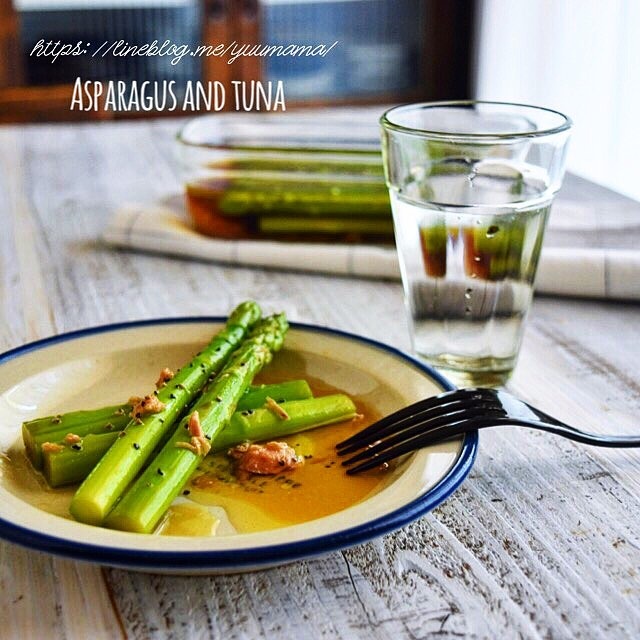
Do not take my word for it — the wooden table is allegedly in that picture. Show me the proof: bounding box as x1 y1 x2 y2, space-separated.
1 119 639 640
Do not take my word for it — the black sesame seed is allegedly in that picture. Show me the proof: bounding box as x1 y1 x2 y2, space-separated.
183 490 191 496
241 411 249 416
205 434 211 440
157 468 164 476
71 444 82 451
170 394 176 400
133 443 140 450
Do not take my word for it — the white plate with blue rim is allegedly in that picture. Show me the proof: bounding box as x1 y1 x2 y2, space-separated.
0 318 477 574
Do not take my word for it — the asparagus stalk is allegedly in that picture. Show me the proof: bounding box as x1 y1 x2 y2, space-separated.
259 216 394 236
43 392 352 487
104 313 288 534
23 404 130 470
69 301 262 526
210 156 385 177
186 178 391 220
237 379 312 411
217 178 391 218
22 403 128 438
212 393 357 452
45 432 120 487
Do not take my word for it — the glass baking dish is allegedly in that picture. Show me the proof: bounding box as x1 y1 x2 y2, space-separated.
176 112 393 243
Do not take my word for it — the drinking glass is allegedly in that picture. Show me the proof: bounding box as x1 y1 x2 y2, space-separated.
380 101 572 386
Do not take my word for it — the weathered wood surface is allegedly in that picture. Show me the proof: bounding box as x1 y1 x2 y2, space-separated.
0 119 639 640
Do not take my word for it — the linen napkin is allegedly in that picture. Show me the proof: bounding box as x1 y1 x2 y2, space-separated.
102 202 640 301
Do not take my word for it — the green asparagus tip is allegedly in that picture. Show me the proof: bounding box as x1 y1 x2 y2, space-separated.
228 300 261 327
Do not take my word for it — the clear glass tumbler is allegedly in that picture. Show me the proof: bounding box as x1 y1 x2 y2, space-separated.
380 101 572 386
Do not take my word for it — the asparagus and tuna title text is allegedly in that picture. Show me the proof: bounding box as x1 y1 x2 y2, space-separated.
30 39 340 112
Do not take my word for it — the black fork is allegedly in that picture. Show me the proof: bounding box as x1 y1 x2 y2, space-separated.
336 388 640 474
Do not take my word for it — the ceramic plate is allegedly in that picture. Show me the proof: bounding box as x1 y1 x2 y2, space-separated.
0 318 477 574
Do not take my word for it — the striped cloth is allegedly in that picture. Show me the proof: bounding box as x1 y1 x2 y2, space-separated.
103 200 640 301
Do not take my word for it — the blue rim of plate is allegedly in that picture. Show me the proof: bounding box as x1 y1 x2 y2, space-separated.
0 317 478 571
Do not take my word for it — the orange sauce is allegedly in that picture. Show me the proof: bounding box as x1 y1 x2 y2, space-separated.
161 361 390 535
186 180 250 239
182 415 386 534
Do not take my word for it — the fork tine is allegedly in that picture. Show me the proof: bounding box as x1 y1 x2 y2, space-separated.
341 407 505 469
337 397 500 456
345 416 496 475
336 388 486 450
339 402 502 463
336 388 496 452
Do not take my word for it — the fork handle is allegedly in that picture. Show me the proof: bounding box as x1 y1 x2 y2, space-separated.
470 418 640 447
341 407 640 475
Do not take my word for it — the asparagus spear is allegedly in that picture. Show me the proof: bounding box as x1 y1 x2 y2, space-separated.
104 313 288 534
237 380 312 411
23 404 130 470
43 393 353 487
22 403 128 438
259 216 394 236
24 380 312 470
45 432 120 487
186 178 390 219
69 301 261 526
209 156 385 177
217 178 391 217
212 393 357 452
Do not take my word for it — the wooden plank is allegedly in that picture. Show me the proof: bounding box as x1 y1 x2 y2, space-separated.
0 125 129 640
0 129 57 340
